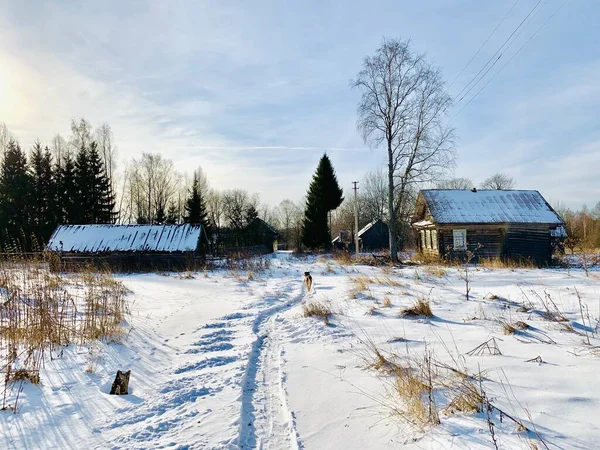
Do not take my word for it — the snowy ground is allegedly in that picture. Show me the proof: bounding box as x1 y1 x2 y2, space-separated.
1 252 600 449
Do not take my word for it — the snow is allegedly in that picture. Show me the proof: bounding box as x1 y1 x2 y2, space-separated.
46 224 203 253
421 190 564 224
2 253 600 449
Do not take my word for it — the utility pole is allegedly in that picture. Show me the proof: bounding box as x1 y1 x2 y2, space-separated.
352 181 359 258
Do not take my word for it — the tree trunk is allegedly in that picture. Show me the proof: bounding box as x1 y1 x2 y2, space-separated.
387 143 398 262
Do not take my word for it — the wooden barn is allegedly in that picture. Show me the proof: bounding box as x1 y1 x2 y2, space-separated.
332 219 390 252
412 189 566 265
358 219 389 251
46 224 210 271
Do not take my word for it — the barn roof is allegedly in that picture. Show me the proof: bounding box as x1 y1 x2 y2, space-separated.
416 190 564 225
47 224 204 253
358 219 387 237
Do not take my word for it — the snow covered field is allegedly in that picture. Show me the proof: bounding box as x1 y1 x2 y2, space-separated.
1 253 599 449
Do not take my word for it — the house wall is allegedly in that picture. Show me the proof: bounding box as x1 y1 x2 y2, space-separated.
361 223 389 251
433 224 553 265
52 252 205 272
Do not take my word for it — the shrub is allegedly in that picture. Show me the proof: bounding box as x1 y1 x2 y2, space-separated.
400 299 433 318
302 302 332 325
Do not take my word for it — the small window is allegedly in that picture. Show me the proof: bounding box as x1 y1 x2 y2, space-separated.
425 230 431 249
431 230 438 250
453 229 467 250
420 230 426 250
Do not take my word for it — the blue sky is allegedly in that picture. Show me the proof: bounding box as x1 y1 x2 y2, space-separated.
0 0 597 208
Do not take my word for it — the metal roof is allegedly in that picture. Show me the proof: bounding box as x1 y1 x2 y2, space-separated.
47 224 204 253
418 190 564 225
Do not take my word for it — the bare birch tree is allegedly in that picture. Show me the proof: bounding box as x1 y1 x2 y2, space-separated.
361 168 388 222
352 38 455 260
436 177 473 189
95 123 117 182
480 173 515 190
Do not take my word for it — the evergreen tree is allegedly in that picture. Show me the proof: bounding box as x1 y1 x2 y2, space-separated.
301 154 343 250
29 142 56 243
155 203 166 224
74 145 92 223
183 174 211 236
75 143 116 224
166 201 179 224
320 153 344 211
0 141 32 251
58 152 78 224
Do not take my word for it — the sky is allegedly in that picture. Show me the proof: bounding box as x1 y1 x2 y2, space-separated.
0 0 597 209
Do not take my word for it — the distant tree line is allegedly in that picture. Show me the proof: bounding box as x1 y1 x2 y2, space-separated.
0 120 116 252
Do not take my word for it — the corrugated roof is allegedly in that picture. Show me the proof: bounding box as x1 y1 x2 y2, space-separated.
419 190 563 225
47 224 203 253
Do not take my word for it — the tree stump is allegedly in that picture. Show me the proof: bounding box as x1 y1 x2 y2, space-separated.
109 370 131 395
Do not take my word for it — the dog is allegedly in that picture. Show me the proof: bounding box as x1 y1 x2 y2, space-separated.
303 271 313 292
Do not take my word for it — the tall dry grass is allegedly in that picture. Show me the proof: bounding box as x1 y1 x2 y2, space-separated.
0 261 129 411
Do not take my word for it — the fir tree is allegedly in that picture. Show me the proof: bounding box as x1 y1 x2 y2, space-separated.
58 152 78 224
75 143 116 224
29 142 56 243
301 154 343 250
166 201 179 224
0 141 32 251
183 174 211 236
155 203 166 224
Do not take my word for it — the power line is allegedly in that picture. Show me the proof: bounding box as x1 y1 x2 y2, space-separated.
450 0 568 120
453 0 545 105
447 0 522 91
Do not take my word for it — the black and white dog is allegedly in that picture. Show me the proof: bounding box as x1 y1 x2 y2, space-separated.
303 271 313 292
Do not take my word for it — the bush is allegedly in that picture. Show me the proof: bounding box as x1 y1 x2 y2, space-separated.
302 302 332 325
400 299 433 318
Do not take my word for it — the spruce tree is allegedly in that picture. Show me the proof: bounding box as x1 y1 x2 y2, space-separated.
301 154 344 250
58 153 78 224
29 142 56 243
183 174 211 236
0 141 32 251
320 153 344 211
155 203 166 224
88 142 116 223
74 145 92 223
75 143 116 224
166 201 179 224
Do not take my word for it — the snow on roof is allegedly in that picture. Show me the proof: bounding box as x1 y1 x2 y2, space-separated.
47 224 203 253
358 219 385 237
420 190 563 225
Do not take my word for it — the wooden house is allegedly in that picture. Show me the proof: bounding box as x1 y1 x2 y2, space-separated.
46 224 209 271
412 189 566 265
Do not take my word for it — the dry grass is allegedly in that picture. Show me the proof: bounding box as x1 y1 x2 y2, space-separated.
382 296 393 307
302 302 332 325
350 275 372 291
479 257 536 270
446 379 483 414
400 299 434 318
424 266 448 278
332 252 353 265
0 261 129 408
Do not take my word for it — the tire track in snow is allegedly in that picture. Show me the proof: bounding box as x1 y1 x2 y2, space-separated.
237 281 304 450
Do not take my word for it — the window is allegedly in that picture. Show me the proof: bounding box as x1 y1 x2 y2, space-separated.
453 229 467 250
431 230 438 250
425 230 431 249
420 230 426 250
